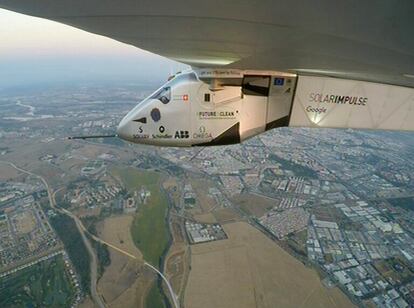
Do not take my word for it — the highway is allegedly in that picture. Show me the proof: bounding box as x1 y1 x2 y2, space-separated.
1 161 180 308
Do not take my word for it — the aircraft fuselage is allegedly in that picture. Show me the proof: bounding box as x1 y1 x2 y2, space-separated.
117 69 296 146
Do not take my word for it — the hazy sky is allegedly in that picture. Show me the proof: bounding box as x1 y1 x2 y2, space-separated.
0 9 187 89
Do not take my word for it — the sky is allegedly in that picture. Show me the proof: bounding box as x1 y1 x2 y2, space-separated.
0 9 187 90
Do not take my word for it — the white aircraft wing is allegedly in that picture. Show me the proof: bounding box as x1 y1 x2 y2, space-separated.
289 75 414 131
1 0 413 88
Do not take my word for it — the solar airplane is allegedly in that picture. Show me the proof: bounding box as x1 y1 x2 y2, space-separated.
1 0 413 147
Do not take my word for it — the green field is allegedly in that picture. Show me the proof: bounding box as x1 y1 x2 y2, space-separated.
112 167 160 192
112 167 169 308
112 167 170 267
0 255 76 307
146 282 167 308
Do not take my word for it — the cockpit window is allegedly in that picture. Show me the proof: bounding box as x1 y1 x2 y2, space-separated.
150 86 171 104
167 71 199 86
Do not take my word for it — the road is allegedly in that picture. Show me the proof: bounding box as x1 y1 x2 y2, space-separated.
56 193 180 308
51 191 105 308
82 225 180 308
1 161 180 308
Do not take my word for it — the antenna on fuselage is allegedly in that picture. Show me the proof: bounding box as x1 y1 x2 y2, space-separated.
68 134 117 140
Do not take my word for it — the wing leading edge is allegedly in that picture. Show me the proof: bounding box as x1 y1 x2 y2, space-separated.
0 0 413 87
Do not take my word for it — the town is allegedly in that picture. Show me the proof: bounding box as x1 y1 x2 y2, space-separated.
0 83 413 308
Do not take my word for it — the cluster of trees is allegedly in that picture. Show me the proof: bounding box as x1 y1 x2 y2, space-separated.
269 154 317 178
50 214 91 293
95 242 111 278
81 216 111 278
388 197 414 211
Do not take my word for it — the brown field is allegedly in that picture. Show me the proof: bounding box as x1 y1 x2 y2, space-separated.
75 207 101 218
0 164 20 180
0 139 79 187
96 214 142 260
71 143 109 160
97 215 157 308
185 222 354 308
165 248 188 297
1 138 139 187
193 212 217 224
70 141 137 162
232 193 275 217
3 139 67 168
32 162 63 181
163 177 178 190
212 208 241 223
190 177 217 212
57 156 87 174
15 211 36 234
187 208 202 216
171 220 185 244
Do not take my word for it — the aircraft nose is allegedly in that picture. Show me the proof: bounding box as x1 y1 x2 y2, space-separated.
117 117 131 142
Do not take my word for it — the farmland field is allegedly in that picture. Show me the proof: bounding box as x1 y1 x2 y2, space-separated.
185 221 354 308
97 215 148 308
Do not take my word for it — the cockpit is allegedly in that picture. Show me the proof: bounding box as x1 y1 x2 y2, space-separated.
117 70 200 146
